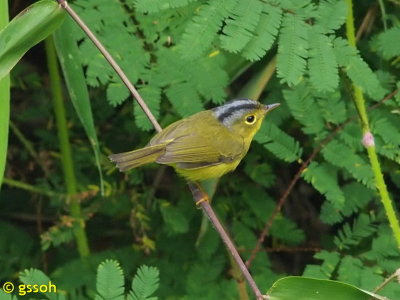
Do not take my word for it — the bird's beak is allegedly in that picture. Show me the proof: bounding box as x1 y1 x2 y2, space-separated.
264 103 280 112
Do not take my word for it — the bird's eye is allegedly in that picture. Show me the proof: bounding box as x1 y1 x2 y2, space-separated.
245 115 256 124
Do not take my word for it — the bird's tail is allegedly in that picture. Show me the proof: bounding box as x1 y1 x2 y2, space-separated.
109 144 166 171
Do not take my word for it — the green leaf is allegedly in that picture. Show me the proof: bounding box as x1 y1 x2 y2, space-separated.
53 18 104 196
179 0 238 60
128 265 159 300
95 259 124 300
268 276 387 300
270 218 305 245
255 122 303 162
19 268 60 300
0 290 17 300
333 37 385 100
303 162 345 209
315 0 347 33
160 201 189 234
322 140 374 188
283 82 325 135
277 13 309 85
370 26 400 60
303 251 341 279
0 0 9 190
220 0 263 53
134 85 161 131
165 82 203 117
334 214 377 250
135 0 198 13
0 0 66 80
308 26 338 92
241 3 282 61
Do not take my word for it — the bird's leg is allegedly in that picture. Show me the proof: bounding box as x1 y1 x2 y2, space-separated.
188 181 209 206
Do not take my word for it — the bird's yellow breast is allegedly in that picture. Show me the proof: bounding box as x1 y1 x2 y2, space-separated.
173 159 242 182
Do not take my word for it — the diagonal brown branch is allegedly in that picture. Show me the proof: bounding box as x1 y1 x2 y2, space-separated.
245 88 399 268
56 1 265 298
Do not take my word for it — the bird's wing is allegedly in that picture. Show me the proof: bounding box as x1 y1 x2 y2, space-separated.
152 112 244 167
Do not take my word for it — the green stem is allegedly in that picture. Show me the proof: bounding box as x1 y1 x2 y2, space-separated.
0 0 10 189
44 36 90 257
10 121 38 159
345 0 400 248
3 178 62 198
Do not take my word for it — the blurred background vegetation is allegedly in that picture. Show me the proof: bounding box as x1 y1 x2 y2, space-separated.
1 0 400 299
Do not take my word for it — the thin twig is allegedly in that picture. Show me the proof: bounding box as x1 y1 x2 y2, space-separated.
373 269 400 293
188 183 267 300
57 1 264 299
56 0 162 133
245 88 399 268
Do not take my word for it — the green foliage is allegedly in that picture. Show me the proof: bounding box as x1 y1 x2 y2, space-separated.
334 214 377 250
95 260 124 300
2 0 400 300
370 26 400 60
129 265 159 300
333 37 385 100
303 162 344 209
255 122 303 162
277 13 309 86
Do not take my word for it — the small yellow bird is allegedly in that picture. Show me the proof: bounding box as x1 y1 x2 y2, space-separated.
109 99 279 182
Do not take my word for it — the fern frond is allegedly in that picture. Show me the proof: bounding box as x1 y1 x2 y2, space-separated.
315 0 347 33
303 251 340 279
277 13 309 85
189 56 228 103
333 37 385 100
362 227 399 262
220 0 263 53
19 268 59 300
135 0 198 13
322 140 374 188
255 122 303 162
316 90 346 124
129 265 160 300
338 123 363 151
270 218 305 245
107 82 130 106
159 201 190 234
179 0 238 60
375 137 400 164
95 260 124 300
303 162 345 209
370 26 400 60
134 85 162 131
320 202 343 225
283 82 325 135
371 111 400 146
341 183 373 217
334 214 377 250
308 26 338 92
241 3 282 61
337 256 363 285
165 82 203 117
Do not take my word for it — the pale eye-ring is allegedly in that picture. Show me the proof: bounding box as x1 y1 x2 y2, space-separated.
245 115 256 125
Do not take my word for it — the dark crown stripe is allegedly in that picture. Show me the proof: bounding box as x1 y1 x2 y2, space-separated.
216 103 259 123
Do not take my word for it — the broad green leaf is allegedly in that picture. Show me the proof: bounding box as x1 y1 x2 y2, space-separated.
0 0 66 80
53 19 104 195
0 0 10 189
268 277 387 300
